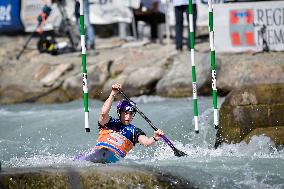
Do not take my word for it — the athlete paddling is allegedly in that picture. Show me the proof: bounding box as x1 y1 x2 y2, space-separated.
76 83 164 163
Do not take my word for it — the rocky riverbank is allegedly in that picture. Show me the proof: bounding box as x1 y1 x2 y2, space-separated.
0 35 283 104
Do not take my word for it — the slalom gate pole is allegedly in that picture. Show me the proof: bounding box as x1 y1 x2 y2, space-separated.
189 0 199 133
208 0 219 129
80 0 90 132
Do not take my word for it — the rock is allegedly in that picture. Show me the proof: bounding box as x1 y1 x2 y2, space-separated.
215 83 284 148
62 73 83 100
0 83 71 104
0 65 3 75
0 84 59 104
156 51 212 97
0 166 196 189
63 60 111 99
1 35 284 104
34 64 51 80
121 40 150 48
96 38 124 50
100 45 176 100
243 127 284 145
35 88 72 104
41 64 74 87
123 66 165 96
0 85 33 104
218 52 284 94
100 75 128 100
109 56 126 77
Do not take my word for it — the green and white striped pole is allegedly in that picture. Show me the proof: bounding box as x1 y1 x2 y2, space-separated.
80 0 90 132
189 0 199 133
208 0 219 129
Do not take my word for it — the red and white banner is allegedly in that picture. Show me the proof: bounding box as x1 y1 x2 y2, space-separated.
214 1 284 52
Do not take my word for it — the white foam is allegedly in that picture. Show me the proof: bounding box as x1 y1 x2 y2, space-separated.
4 154 93 168
131 95 169 104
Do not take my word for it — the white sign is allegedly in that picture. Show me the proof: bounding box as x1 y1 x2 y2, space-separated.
89 0 135 24
167 0 225 27
214 1 284 52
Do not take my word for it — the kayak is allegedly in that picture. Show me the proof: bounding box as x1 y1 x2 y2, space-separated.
74 148 120 163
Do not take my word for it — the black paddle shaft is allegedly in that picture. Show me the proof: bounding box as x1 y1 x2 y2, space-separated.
118 89 188 157
118 90 158 131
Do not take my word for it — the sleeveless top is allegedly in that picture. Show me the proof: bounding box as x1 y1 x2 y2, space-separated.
95 117 146 157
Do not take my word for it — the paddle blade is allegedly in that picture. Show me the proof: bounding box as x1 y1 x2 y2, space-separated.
160 135 187 157
174 148 187 157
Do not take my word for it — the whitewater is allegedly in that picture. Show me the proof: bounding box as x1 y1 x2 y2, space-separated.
0 96 283 189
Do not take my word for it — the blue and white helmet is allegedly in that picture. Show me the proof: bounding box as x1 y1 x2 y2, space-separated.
117 99 136 117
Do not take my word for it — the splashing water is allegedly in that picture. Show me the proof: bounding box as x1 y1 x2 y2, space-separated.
0 97 283 189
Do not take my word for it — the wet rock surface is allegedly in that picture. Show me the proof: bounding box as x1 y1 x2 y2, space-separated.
215 83 284 148
0 165 197 189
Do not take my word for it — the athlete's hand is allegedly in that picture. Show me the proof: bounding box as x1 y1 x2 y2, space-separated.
153 129 164 141
111 83 122 96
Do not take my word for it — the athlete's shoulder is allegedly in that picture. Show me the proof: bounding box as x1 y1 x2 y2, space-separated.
135 127 146 136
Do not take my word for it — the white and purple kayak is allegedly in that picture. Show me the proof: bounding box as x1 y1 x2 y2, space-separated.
74 148 120 163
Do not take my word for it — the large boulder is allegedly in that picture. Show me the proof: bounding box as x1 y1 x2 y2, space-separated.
123 66 165 96
0 166 195 189
34 88 73 103
0 85 39 104
109 55 127 77
156 51 212 97
243 127 284 145
100 75 128 100
215 83 284 147
217 52 284 94
0 84 71 104
62 60 111 99
99 44 176 99
40 63 73 87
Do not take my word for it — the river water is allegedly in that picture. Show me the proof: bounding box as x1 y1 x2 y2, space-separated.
0 96 283 189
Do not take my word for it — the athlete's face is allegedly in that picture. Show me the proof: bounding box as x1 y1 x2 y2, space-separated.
120 111 134 125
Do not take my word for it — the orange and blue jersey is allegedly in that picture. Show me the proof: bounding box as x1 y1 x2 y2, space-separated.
95 117 146 158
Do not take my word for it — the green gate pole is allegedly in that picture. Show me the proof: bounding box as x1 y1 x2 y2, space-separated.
80 0 90 132
208 0 219 129
189 0 199 133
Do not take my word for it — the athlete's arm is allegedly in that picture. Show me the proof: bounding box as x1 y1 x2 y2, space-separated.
99 83 121 126
138 129 164 147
